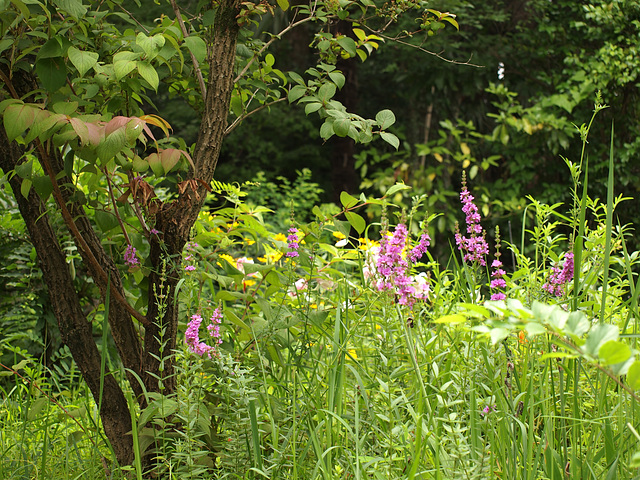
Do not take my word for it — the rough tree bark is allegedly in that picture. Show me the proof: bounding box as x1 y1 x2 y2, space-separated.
0 0 241 466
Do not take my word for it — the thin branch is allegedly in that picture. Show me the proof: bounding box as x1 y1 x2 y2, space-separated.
170 0 207 100
233 15 313 84
224 97 287 136
375 32 481 67
104 167 132 245
113 3 150 34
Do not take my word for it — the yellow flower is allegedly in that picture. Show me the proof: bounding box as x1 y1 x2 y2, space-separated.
219 253 236 266
346 349 358 360
273 233 287 242
258 251 283 264
310 303 318 309
333 231 346 240
358 238 379 250
244 237 256 245
375 324 382 330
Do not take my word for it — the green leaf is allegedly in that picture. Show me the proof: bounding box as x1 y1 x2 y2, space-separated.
94 209 119 232
147 153 163 176
289 71 305 85
183 36 207 63
4 103 37 141
160 148 181 173
380 131 399 149
317 83 336 102
20 178 32 199
52 0 87 18
136 32 165 60
328 71 345 89
27 397 48 421
37 38 64 60
584 323 618 357
132 155 148 173
137 61 159 91
336 36 357 57
32 175 53 201
114 60 137 80
288 85 307 103
35 57 67 92
627 361 640 390
52 101 78 115
96 128 126 163
15 158 33 179
385 183 410 197
376 109 396 129
276 0 288 10
598 340 631 366
319 120 334 140
67 46 98 76
345 211 365 234
304 102 322 115
333 118 351 137
340 191 359 208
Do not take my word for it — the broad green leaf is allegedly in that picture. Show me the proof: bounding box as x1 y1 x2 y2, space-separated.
317 83 336 102
345 211 365 234
147 153 163 176
52 101 78 115
160 148 181 173
265 53 275 66
385 183 410 197
94 209 119 232
114 60 137 80
276 0 288 10
35 57 67 92
20 178 32 199
304 102 322 115
524 322 547 336
627 361 640 390
380 131 399 150
319 120 334 140
53 0 87 18
183 36 207 63
328 71 345 89
490 327 510 345
0 39 13 55
137 61 159 91
136 32 165 60
67 46 98 76
37 38 64 60
565 311 590 338
584 323 618 357
288 85 307 103
340 191 359 208
15 158 33 179
336 36 357 57
32 175 53 201
96 128 126 162
27 397 48 421
288 71 305 85
598 340 631 366
333 118 351 137
376 109 396 129
4 103 38 141
132 155 148 173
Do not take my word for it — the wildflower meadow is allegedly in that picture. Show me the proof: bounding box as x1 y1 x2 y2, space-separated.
3 100 640 479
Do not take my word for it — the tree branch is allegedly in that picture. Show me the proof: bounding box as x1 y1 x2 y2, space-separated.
170 0 207 100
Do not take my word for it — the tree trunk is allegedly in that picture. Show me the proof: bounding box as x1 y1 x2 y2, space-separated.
0 128 134 466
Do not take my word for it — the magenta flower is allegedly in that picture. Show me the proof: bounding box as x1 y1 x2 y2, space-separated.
455 180 489 266
185 265 196 271
490 228 506 300
372 223 430 308
286 227 300 258
124 244 140 268
186 309 223 357
543 251 574 297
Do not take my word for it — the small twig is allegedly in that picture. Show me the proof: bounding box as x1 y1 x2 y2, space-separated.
113 3 150 34
104 167 131 245
170 0 207 100
233 15 313 84
224 97 287 136
0 69 19 99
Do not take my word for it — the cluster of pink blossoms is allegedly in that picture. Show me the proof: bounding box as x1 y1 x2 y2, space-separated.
368 223 431 308
286 227 300 258
455 185 489 266
543 252 574 297
185 307 223 357
124 244 140 268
